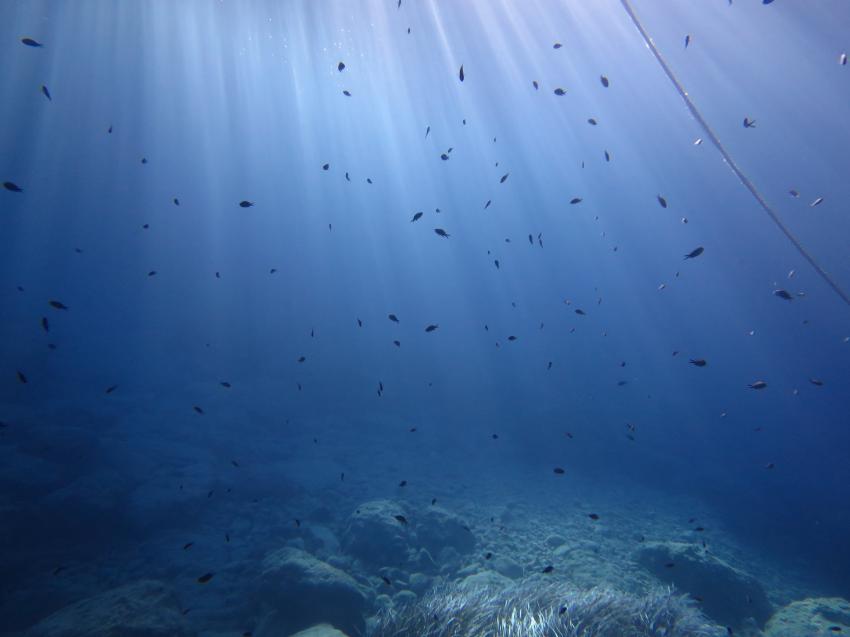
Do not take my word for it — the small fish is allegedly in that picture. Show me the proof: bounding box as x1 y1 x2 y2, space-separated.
542 565 555 573
388 314 399 323
345 172 350 181
507 335 517 341
173 197 180 206
587 118 598 125
500 173 509 184
394 514 408 525
398 479 406 487
789 189 799 198
53 566 65 576
410 211 423 222
773 289 794 301
105 385 118 394
381 575 392 586
21 37 43 47
494 259 500 269
183 542 194 550
810 196 824 207
553 88 566 96
689 359 707 367
600 75 609 87
575 309 586 316
570 197 582 204
49 300 69 310
297 356 306 363
743 117 756 128
459 64 464 82
3 181 23 193
485 552 493 559
193 405 205 414
393 340 400 347
342 90 351 96
197 573 214 584
553 467 565 475
765 462 775 469
238 200 254 208
440 153 449 161
434 228 450 238
357 318 362 327
294 518 301 527
231 460 240 467
748 380 768 390
685 34 691 48
588 513 600 520
665 562 676 568
108 125 113 133
17 370 28 384
147 270 157 277
658 195 668 208
484 200 492 209
41 85 51 101
338 61 345 72
840 53 848 66
604 150 610 162
553 43 562 49
532 80 539 90
322 163 329 170
425 126 430 138
684 246 704 259
41 317 49 332
809 378 824 386
694 138 703 145
425 324 439 332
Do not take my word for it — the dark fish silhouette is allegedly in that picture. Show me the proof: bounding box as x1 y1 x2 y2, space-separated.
17 370 28 384
425 126 430 138
743 117 756 128
588 118 598 125
49 300 69 310
542 565 555 573
338 61 345 72
220 381 231 388
500 173 509 183
3 181 23 193
322 163 329 170
41 85 51 101
388 314 399 323
342 90 351 96
105 385 118 394
685 35 691 48
689 359 707 367
684 246 704 259
434 228 450 238
41 317 49 332
748 380 768 390
588 513 600 520
425 324 439 332
297 356 306 363
21 37 43 47
394 514 408 525
410 211 423 222
553 88 566 96
484 200 491 209
658 195 668 208
553 43 562 49
459 64 464 82
600 75 609 87
553 467 565 475
532 80 538 90
809 378 824 386
239 201 253 208
575 309 586 316
193 405 205 414
173 198 180 206
774 289 793 301
197 573 214 584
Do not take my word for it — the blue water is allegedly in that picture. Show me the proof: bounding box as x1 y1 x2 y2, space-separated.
2 0 850 634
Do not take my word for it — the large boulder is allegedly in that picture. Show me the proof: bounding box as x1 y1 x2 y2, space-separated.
635 541 771 629
341 500 412 567
414 506 476 559
27 580 194 637
256 547 367 636
287 625 350 637
764 597 850 636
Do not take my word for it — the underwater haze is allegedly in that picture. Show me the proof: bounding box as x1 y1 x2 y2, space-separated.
2 0 850 636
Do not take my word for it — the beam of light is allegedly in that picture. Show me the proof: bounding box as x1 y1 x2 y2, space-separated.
619 0 850 308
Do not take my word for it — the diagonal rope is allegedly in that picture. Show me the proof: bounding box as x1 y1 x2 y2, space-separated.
619 0 850 307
